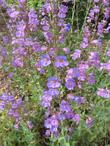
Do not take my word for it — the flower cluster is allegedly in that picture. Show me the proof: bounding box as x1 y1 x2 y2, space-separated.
0 93 23 128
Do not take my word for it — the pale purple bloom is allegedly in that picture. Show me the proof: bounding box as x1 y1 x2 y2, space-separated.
105 24 110 33
44 115 59 135
91 39 102 47
60 100 72 113
7 8 19 18
1 48 7 57
72 114 80 124
47 89 59 96
44 32 53 43
2 36 9 43
28 9 39 31
67 94 85 104
42 3 52 14
94 0 100 2
93 5 100 13
104 7 110 19
71 49 81 60
18 0 26 4
65 79 76 90
88 73 96 85
66 67 80 80
41 93 52 108
39 54 51 67
100 61 110 73
47 76 61 89
0 101 5 110
97 88 110 98
88 52 100 67
13 58 24 68
97 22 104 36
102 0 109 6
35 62 45 74
63 47 70 54
16 20 26 38
106 48 110 56
58 5 68 18
54 56 69 68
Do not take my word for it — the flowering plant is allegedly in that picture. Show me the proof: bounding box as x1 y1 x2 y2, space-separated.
0 0 110 145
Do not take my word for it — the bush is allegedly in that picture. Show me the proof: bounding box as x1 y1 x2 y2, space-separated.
0 0 110 146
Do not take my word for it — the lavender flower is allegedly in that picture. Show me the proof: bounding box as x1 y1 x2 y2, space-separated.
39 54 51 67
71 49 81 60
44 115 59 135
66 67 80 80
65 79 76 90
47 76 61 89
54 56 69 68
60 100 72 113
0 101 5 110
41 93 52 108
97 88 110 98
106 48 110 56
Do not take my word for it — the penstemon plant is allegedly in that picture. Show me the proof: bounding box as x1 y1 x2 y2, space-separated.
0 0 110 146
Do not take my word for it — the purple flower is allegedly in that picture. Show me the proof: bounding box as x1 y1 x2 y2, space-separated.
28 9 39 31
12 47 26 56
93 5 100 13
60 100 72 113
97 88 110 98
89 52 100 67
58 4 68 18
2 36 9 43
91 39 102 47
39 54 51 67
102 0 109 6
106 48 110 57
65 23 71 31
0 101 5 110
47 76 61 89
42 3 52 14
71 49 81 60
48 89 59 96
54 56 69 68
16 20 26 38
44 32 53 43
13 58 24 68
44 115 59 135
88 73 96 85
94 0 100 2
67 94 85 105
65 112 75 119
1 48 7 57
41 93 52 108
65 79 76 90
66 67 80 80
72 114 80 124
63 48 70 54
7 8 19 18
97 22 104 36
0 93 13 101
18 0 26 4
100 61 110 73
